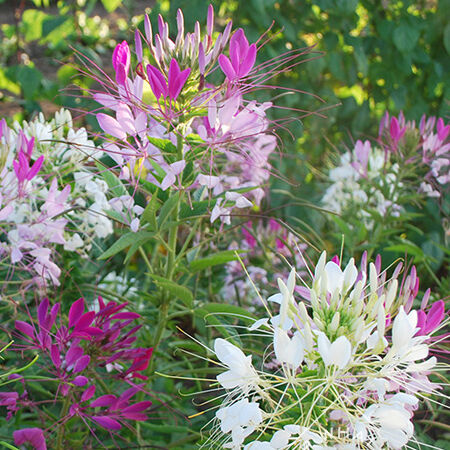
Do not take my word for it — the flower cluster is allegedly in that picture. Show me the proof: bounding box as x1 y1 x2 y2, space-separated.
3 296 153 447
90 4 309 226
378 112 450 197
322 113 449 229
0 109 148 286
207 251 447 449
0 118 70 285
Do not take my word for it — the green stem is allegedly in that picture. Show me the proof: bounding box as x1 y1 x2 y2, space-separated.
149 191 182 376
139 246 154 274
56 397 71 450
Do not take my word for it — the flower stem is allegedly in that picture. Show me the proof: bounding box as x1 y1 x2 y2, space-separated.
56 396 71 450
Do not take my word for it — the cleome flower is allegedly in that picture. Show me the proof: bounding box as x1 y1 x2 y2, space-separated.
5 295 153 446
89 3 315 227
203 250 448 449
322 112 449 230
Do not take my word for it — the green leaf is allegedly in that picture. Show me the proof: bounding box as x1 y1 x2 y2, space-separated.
157 194 179 228
444 23 450 55
95 163 128 197
384 241 424 260
190 250 245 272
14 66 42 100
147 136 178 154
21 9 46 41
201 303 254 322
393 24 420 53
42 15 68 37
149 275 193 307
179 200 209 219
98 231 155 260
0 68 20 95
141 192 160 230
101 0 123 12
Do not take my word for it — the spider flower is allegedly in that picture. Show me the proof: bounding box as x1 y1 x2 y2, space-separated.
90 4 314 226
204 251 448 449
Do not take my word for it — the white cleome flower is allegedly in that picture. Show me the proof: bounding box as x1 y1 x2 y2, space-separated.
214 338 260 393
217 398 263 449
317 332 352 370
273 328 305 371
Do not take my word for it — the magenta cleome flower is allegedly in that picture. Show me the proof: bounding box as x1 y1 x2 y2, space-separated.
13 428 46 450
112 40 131 85
146 58 191 101
416 300 446 336
219 28 257 81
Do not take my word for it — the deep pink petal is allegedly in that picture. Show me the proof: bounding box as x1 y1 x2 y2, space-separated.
238 43 256 77
50 344 60 368
425 300 445 334
66 345 83 367
113 312 141 320
81 385 96 402
15 320 35 340
68 298 85 328
146 64 168 99
13 428 47 450
37 298 49 328
416 310 426 335
121 411 149 421
171 67 190 101
92 416 122 430
89 394 117 408
121 401 152 413
390 117 400 140
73 375 89 387
73 311 95 331
218 54 236 80
168 59 181 99
74 354 91 373
27 155 44 180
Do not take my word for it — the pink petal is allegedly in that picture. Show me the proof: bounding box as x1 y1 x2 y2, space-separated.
15 320 35 340
68 298 85 328
90 394 117 408
72 375 88 386
0 204 13 220
116 104 136 135
97 113 127 140
425 300 445 334
238 43 256 77
218 54 236 80
74 354 91 373
92 416 122 430
37 298 49 327
81 385 96 402
27 155 44 180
